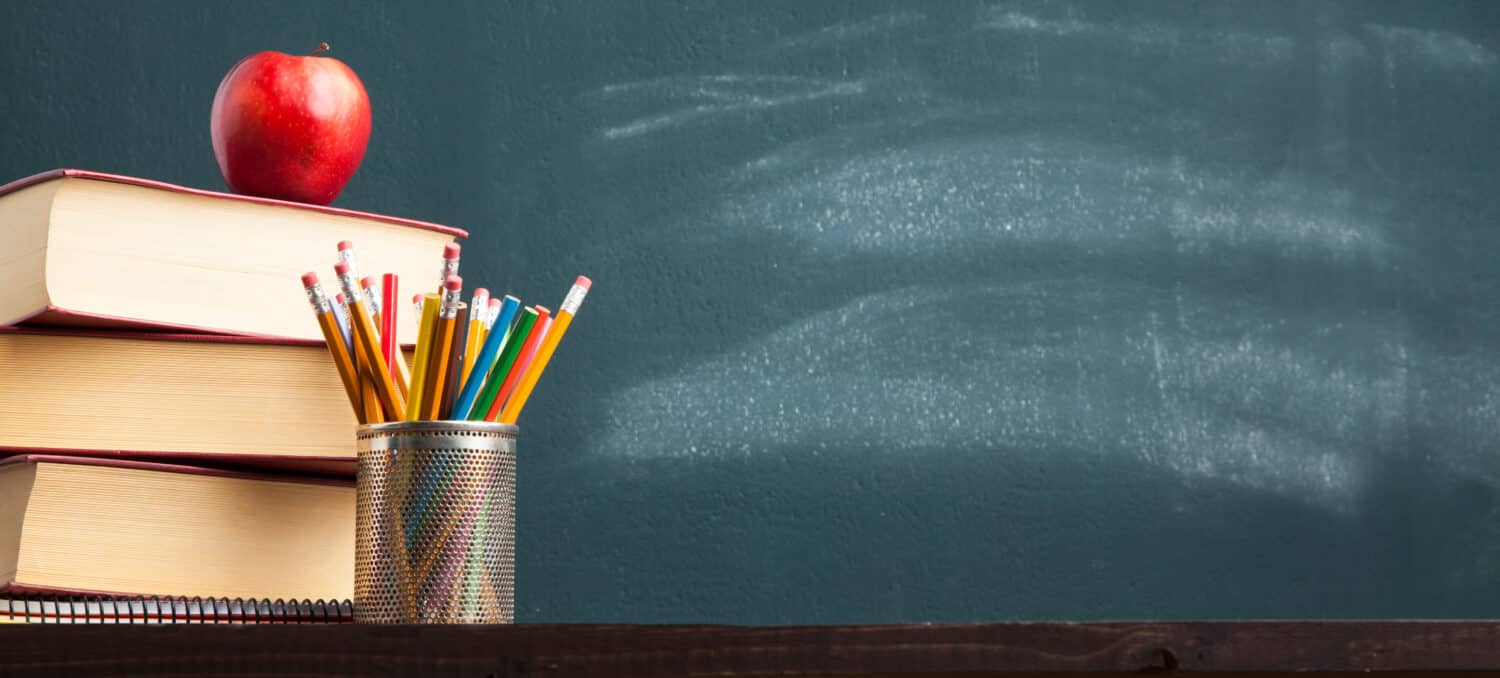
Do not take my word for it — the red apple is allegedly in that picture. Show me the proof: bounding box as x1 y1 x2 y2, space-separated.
210 43 371 205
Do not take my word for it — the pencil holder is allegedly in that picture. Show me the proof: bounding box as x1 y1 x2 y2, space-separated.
354 420 518 624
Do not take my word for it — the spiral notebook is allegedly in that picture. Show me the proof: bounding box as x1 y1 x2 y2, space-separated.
0 595 352 624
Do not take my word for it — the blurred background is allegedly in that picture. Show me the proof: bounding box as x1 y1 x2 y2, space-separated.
5 0 1500 622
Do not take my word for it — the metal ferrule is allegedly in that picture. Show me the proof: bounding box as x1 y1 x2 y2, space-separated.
305 283 331 314
337 273 362 308
338 249 359 279
439 287 462 319
470 292 489 322
560 285 588 315
440 259 459 287
364 286 382 317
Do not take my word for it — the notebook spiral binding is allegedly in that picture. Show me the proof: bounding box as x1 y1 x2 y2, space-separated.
2 594 353 624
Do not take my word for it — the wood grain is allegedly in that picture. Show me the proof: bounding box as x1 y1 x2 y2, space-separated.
3 621 1500 676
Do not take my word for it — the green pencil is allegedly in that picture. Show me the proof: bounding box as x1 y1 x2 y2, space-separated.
469 306 539 421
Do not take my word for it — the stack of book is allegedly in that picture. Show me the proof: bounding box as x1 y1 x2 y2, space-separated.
0 169 464 621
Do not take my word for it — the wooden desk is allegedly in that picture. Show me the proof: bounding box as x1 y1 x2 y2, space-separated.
3 621 1498 675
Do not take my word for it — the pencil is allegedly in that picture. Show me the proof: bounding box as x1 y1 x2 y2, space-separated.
439 242 461 292
404 294 439 421
336 261 405 421
332 293 355 362
301 273 363 422
469 306 538 421
363 278 410 401
381 273 399 378
337 240 359 279
439 300 470 419
499 276 591 424
452 294 520 420
480 296 502 347
481 306 551 422
355 280 385 424
358 341 384 424
462 288 489 384
420 275 464 420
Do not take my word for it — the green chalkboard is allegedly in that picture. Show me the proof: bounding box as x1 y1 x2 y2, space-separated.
5 0 1500 622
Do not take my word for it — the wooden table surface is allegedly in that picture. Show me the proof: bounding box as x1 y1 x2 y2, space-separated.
4 620 1500 676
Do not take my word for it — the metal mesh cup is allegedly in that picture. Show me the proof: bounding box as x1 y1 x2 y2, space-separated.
354 420 518 624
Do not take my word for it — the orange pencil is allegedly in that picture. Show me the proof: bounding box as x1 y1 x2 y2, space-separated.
439 301 470 419
419 275 463 420
336 261 406 421
499 276 591 425
482 305 551 422
301 273 363 422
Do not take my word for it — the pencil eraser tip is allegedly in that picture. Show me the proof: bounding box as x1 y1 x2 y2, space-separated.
337 240 353 251
475 287 489 297
300 272 319 287
488 297 502 308
574 275 592 290
360 276 376 289
333 261 350 276
336 293 346 303
412 293 424 304
445 275 463 291
443 243 461 258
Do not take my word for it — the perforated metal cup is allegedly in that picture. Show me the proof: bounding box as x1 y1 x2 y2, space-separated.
354 420 518 624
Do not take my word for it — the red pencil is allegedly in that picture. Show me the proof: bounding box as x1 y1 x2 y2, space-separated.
381 273 398 378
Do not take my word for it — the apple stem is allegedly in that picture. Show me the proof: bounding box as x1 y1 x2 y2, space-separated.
311 42 330 56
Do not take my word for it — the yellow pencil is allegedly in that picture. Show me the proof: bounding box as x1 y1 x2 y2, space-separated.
462 288 489 384
499 276 591 424
301 273 363 423
404 294 440 421
336 262 405 421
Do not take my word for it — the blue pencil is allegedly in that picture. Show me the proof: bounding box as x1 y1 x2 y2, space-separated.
450 295 521 420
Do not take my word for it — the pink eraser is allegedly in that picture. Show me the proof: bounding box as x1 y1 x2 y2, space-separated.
337 240 354 252
475 287 490 297
336 293 346 303
487 297 502 308
443 243 461 259
412 293 424 304
574 275 592 290
444 275 463 291
300 272 319 287
360 276 376 289
333 261 350 276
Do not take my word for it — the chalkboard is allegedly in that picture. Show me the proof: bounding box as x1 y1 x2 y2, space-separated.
4 0 1500 623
